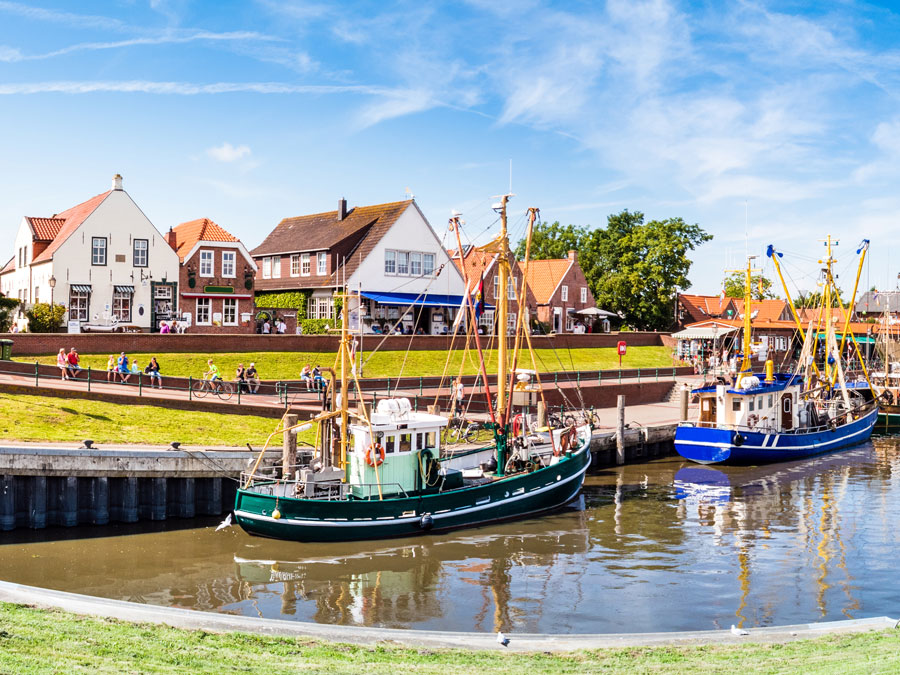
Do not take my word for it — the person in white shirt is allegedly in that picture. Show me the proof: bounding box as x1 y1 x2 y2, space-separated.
277 319 286 334
262 319 271 334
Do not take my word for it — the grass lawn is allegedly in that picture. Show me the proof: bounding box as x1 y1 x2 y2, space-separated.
24 346 681 381
0 392 291 447
0 603 898 674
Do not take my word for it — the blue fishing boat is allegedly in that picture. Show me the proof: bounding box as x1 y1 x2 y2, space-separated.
675 238 878 465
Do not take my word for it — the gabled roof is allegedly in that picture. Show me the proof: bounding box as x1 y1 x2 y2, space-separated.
335 200 416 283
732 298 789 322
0 256 14 276
449 247 498 285
170 218 240 263
25 217 66 241
517 258 573 304
678 293 733 322
31 190 112 263
855 290 900 314
252 200 411 258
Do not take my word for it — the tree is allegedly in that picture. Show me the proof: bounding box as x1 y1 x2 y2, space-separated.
514 210 711 330
723 272 776 300
0 297 18 333
24 302 67 333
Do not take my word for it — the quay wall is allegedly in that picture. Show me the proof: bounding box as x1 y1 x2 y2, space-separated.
5 331 668 356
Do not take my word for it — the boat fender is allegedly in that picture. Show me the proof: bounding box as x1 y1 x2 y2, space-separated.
272 508 282 520
733 432 745 447
829 419 837 432
419 513 434 531
365 443 386 467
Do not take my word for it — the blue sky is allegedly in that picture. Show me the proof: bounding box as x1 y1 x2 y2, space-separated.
1 0 900 296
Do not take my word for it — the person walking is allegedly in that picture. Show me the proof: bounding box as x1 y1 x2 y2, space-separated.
453 377 465 417
159 321 170 334
262 318 271 334
56 348 69 380
145 357 162 389
246 362 260 394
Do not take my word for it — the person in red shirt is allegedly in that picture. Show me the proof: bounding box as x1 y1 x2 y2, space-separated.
66 348 82 379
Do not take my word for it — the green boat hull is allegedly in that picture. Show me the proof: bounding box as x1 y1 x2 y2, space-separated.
234 445 591 542
874 409 900 435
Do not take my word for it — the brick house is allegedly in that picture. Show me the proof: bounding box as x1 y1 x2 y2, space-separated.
448 246 514 333
520 251 597 333
251 199 465 334
165 218 257 333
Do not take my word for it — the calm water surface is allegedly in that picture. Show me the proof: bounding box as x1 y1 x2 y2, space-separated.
2 441 899 634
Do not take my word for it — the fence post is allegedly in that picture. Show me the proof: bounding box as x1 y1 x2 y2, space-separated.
618 369 621 384
87 366 91 393
637 369 641 383
598 371 602 386
656 368 659 382
237 381 241 405
188 376 192 401
387 380 391 397
138 372 142 397
419 377 423 396
34 361 39 387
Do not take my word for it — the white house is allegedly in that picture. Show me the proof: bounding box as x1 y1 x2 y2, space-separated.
252 199 466 334
0 175 180 331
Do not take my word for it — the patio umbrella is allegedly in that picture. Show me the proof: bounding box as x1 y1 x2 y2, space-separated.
574 307 616 318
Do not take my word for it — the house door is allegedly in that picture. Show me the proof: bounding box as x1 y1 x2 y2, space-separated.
781 393 793 430
553 307 562 333
150 281 177 332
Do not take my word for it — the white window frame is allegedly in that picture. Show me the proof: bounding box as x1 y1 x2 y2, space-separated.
580 287 587 303
91 237 107 266
561 285 569 302
507 311 516 334
222 251 236 278
410 252 422 276
113 289 132 322
301 253 310 276
272 256 281 278
396 251 409 275
133 239 149 268
507 278 515 300
199 250 214 277
317 252 327 276
493 275 499 299
196 298 211 325
423 253 435 276
290 254 300 277
384 250 396 275
222 298 237 326
262 257 271 279
69 289 89 321
478 309 495 329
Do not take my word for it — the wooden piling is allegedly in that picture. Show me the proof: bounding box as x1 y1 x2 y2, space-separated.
616 395 625 465
680 385 689 421
282 413 298 480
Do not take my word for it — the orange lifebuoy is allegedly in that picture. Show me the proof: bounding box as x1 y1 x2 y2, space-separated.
365 443 385 467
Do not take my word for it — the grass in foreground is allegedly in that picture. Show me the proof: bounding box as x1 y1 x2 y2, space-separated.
0 392 289 447
0 602 899 674
25 346 680 381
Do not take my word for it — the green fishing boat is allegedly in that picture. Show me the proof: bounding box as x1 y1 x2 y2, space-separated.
234 197 592 542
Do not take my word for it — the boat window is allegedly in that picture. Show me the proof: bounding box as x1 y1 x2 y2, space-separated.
732 400 741 411
424 431 437 449
382 434 396 453
398 433 412 453
749 398 755 412
768 395 773 407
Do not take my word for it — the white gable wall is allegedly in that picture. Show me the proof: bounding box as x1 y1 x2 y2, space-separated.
3 218 37 302
51 190 180 328
346 204 465 296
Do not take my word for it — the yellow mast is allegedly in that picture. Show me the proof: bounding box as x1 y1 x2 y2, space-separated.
496 194 511 419
822 236 834 383
340 289 349 482
731 256 760 387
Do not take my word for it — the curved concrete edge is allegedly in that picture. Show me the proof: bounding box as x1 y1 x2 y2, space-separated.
0 580 895 653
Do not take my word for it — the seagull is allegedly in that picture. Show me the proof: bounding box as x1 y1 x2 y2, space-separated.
496 631 510 647
730 624 749 636
215 513 233 531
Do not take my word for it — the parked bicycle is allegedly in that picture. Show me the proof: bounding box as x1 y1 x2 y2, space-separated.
192 377 235 400
445 416 486 443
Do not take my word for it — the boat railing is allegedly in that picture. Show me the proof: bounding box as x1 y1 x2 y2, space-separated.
239 473 410 500
680 402 876 436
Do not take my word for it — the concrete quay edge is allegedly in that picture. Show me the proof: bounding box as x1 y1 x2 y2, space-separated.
0 580 895 652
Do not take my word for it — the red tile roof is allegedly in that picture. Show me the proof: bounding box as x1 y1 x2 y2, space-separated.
518 258 573 304
25 217 66 241
732 298 790 322
0 256 13 276
449 247 498 285
31 190 112 263
170 218 240 263
678 293 731 322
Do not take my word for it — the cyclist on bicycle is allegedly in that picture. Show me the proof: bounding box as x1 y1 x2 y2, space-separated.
204 359 222 383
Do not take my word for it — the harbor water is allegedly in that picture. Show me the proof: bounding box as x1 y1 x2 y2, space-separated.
1 442 899 634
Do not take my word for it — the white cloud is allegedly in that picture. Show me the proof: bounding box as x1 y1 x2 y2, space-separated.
206 142 252 163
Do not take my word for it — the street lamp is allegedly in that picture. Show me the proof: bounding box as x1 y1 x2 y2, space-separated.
48 275 56 307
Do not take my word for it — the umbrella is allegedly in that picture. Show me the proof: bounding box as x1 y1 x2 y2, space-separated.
574 307 616 317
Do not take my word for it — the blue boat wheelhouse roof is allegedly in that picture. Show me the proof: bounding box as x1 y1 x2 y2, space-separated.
692 372 802 396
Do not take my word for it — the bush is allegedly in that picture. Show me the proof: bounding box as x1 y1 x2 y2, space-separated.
0 297 19 332
254 291 310 318
299 319 332 334
24 302 67 333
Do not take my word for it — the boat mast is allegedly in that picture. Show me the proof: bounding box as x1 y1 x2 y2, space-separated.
822 236 834 383
736 255 758 386
340 288 349 482
496 194 510 419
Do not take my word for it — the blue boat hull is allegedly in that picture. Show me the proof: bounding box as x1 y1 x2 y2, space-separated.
674 406 878 465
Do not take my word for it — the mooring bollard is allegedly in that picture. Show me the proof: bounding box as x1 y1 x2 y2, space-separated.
282 413 298 480
680 385 689 421
616 395 625 465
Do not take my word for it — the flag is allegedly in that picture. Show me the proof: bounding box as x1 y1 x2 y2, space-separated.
474 274 485 320
452 279 471 330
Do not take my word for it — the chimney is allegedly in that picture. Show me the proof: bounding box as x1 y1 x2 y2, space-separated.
112 174 124 191
567 250 577 262
165 226 177 251
337 198 347 221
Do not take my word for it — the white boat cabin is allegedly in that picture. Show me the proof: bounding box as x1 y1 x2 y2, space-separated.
349 398 448 498
693 373 804 433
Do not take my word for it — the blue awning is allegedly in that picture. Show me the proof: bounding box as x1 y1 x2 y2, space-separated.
360 290 494 309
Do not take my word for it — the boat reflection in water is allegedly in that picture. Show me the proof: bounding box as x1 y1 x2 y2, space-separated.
231 503 590 632
672 447 898 628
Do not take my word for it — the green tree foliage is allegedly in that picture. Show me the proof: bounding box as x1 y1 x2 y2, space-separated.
299 319 332 334
254 291 311 319
0 297 19 332
724 272 776 300
24 302 67 333
515 210 712 330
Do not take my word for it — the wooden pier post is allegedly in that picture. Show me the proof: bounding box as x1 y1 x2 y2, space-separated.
616 395 625 466
283 413 298 480
680 385 689 421
537 401 546 429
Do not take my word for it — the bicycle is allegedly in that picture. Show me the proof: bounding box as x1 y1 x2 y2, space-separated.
445 416 485 443
192 377 234 401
